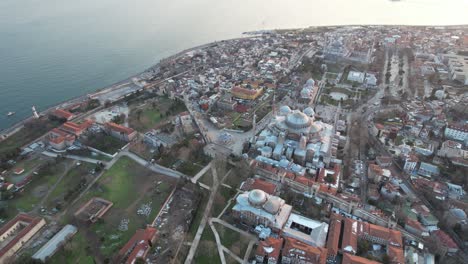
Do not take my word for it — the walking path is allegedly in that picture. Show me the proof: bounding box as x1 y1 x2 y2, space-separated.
42 151 105 165
184 166 220 264
211 218 257 240
119 151 186 178
209 220 227 264
191 161 212 183
36 161 75 209
243 240 256 263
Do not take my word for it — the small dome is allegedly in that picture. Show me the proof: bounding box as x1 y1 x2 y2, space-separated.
248 189 268 206
300 87 311 98
450 208 467 220
263 196 282 214
279 105 292 115
303 107 315 117
285 110 311 129
306 78 315 87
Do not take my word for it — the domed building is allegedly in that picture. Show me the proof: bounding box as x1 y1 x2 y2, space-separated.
255 107 336 170
232 189 292 230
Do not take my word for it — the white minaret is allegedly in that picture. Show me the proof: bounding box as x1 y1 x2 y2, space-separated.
32 106 39 119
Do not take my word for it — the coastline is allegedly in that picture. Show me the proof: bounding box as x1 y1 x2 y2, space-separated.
0 35 252 138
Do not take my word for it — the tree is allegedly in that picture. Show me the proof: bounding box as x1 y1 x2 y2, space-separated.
136 109 143 121
382 254 390 264
325 175 335 184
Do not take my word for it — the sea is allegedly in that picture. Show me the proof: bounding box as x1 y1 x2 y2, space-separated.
1 0 468 130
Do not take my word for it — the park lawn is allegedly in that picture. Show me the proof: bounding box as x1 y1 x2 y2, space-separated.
81 156 140 209
45 162 95 208
214 223 251 257
198 171 213 188
90 181 173 257
7 160 71 216
74 156 176 258
0 120 60 157
177 161 203 177
84 133 126 155
131 108 162 132
48 231 95 264
187 191 209 241
129 97 187 132
212 186 235 217
194 227 221 264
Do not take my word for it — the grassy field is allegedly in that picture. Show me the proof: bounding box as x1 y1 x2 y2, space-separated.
70 156 176 258
4 159 72 219
83 133 126 155
194 227 221 264
45 162 95 209
129 97 187 132
212 186 236 217
214 223 251 258
0 119 60 160
187 191 209 241
48 231 95 264
198 171 213 188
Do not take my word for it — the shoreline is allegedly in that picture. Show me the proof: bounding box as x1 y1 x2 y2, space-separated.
3 23 468 136
0 35 252 137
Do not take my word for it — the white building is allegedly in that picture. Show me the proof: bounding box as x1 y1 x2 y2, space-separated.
347 71 365 83
445 54 468 85
282 213 328 248
444 123 468 142
232 189 293 230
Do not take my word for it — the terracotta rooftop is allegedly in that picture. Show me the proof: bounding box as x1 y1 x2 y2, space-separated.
432 230 458 250
118 227 157 264
283 236 327 264
387 245 405 264
0 214 45 258
52 109 74 120
255 237 283 262
242 178 277 195
326 214 343 257
105 122 135 135
342 253 381 264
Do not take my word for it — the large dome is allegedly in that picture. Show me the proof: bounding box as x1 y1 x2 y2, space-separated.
285 110 311 130
248 189 268 206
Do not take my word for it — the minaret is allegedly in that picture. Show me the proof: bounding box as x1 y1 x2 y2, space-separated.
32 106 39 119
251 110 257 143
272 89 277 116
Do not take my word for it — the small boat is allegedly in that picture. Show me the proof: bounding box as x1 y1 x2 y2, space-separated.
7 112 15 116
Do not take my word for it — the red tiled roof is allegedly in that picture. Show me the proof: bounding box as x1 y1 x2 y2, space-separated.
405 218 426 232
52 109 74 120
295 176 315 186
283 237 327 264
387 246 405 264
105 122 135 135
255 237 283 262
432 230 458 250
326 214 343 257
247 179 277 195
342 253 381 264
119 227 157 263
0 214 44 258
342 218 362 254
368 224 402 247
